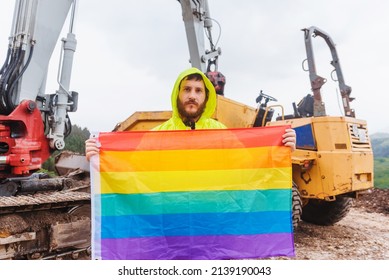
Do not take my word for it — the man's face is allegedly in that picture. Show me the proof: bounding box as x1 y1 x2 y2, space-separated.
177 78 207 120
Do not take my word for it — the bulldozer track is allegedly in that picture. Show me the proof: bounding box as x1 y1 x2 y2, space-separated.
41 246 91 260
0 191 90 214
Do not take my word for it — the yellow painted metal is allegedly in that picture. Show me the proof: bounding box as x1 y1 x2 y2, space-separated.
114 95 257 131
268 116 374 200
213 95 257 128
113 111 172 132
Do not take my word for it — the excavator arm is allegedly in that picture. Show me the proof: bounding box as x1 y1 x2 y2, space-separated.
0 1 90 260
302 26 355 117
0 0 78 177
179 0 226 95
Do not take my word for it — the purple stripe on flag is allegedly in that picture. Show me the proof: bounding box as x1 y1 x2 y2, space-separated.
100 233 295 260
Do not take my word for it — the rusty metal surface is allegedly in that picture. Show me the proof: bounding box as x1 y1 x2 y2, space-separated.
0 191 90 214
0 232 36 245
50 219 91 250
55 151 90 176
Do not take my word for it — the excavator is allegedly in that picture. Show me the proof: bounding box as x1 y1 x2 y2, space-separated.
0 0 374 260
0 0 90 259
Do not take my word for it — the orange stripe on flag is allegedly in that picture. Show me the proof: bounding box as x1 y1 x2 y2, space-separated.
99 146 289 172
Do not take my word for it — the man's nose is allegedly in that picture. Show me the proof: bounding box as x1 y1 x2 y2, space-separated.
188 89 197 98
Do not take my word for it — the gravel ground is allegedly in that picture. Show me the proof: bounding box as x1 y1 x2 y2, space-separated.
292 188 389 260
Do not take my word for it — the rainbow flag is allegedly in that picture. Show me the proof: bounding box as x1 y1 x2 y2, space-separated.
91 126 294 260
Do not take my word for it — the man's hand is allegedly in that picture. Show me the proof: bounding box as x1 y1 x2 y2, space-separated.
282 128 296 152
85 138 100 161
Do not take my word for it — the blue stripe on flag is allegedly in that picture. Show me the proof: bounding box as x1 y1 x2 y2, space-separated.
101 211 292 239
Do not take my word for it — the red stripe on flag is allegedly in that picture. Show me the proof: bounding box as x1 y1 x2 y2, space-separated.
98 126 289 151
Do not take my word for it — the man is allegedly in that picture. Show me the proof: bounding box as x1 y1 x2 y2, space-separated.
85 67 296 159
153 67 226 130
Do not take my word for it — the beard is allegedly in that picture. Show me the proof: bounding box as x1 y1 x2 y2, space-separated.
177 99 206 121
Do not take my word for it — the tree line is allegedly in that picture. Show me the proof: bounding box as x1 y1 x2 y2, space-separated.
371 133 389 158
371 133 389 188
42 124 90 172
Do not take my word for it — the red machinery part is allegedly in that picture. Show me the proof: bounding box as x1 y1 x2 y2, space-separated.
0 100 50 177
206 71 226 96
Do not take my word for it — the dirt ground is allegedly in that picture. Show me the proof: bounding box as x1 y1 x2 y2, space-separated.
292 188 389 260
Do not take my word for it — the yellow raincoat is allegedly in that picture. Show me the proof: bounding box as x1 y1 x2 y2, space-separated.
152 68 227 130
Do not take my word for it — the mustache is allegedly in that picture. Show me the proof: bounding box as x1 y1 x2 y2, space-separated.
184 100 198 105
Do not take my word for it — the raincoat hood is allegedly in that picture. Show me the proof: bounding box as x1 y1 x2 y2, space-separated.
152 67 226 130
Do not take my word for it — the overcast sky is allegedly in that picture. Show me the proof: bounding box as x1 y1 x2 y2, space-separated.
0 0 388 134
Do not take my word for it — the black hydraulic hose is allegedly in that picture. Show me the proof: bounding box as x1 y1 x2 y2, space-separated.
0 49 20 112
7 46 34 112
0 48 21 91
0 87 6 112
64 114 72 138
5 48 25 111
0 47 11 75
0 52 14 93
0 52 16 112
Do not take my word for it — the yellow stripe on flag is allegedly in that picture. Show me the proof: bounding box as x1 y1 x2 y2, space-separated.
99 167 292 194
